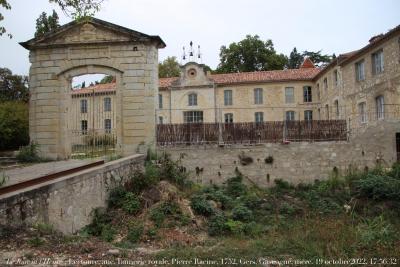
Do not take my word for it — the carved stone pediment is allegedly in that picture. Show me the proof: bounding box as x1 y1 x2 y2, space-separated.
20 18 166 50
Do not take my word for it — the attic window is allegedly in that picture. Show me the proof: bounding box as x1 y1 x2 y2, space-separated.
188 68 197 78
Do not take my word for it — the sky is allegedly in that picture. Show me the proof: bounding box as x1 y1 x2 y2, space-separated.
0 0 399 77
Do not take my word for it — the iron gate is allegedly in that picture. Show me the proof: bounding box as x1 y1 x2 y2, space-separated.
69 87 117 158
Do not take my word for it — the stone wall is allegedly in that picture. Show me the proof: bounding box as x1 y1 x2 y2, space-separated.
0 155 144 234
161 122 400 187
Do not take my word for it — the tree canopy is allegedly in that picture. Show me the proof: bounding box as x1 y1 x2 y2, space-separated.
35 10 60 37
287 47 333 68
159 56 180 78
0 68 29 102
0 0 105 38
215 35 288 73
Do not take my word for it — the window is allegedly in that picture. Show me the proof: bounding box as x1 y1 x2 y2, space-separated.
159 94 163 109
358 102 367 123
355 60 365 81
158 116 163 124
183 111 203 123
333 70 339 86
255 112 264 123
224 113 233 123
224 90 233 106
80 99 87 113
81 120 88 134
104 97 111 112
317 83 320 100
304 110 313 121
303 86 312 102
323 78 328 91
325 104 330 120
104 119 112 133
334 100 339 118
285 87 294 103
188 93 197 106
286 111 295 121
376 95 384 120
254 88 263 104
372 49 384 74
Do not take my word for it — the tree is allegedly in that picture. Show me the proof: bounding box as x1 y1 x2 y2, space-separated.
159 56 180 78
99 75 114 84
302 50 332 66
216 35 288 73
49 0 105 19
35 10 60 37
0 101 29 150
1 0 105 38
0 68 29 102
287 47 303 69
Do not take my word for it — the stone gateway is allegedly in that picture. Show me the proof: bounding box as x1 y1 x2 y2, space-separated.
20 18 165 159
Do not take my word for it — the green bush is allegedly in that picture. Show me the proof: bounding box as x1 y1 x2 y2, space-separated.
107 186 127 208
225 175 247 198
225 219 245 236
241 193 262 210
232 205 253 222
150 201 182 227
122 192 141 214
101 225 116 242
159 153 192 188
0 101 29 150
202 186 233 209
190 194 215 217
16 142 42 163
354 174 400 201
208 213 228 236
243 222 265 237
28 236 45 247
273 179 293 192
127 224 144 243
85 208 113 237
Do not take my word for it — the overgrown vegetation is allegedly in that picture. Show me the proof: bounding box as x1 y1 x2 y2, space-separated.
82 155 400 261
16 142 44 163
0 101 29 150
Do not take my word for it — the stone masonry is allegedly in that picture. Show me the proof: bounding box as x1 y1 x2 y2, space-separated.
20 18 165 159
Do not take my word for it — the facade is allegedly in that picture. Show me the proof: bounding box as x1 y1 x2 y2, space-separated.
158 25 400 130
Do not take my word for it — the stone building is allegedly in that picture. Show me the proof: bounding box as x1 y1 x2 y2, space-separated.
21 18 165 159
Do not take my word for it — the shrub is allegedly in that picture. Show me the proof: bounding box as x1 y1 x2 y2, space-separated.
85 208 113 236
127 224 144 243
354 174 400 201
208 213 228 236
16 142 42 163
273 179 293 192
205 187 233 210
356 216 395 247
121 192 141 214
225 219 245 236
125 166 159 194
232 205 253 222
0 101 29 150
159 153 192 188
150 201 182 227
101 225 116 242
225 175 247 198
243 221 265 237
108 186 127 208
190 194 215 217
241 193 262 210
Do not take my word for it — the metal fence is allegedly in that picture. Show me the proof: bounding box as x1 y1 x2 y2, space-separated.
156 120 347 146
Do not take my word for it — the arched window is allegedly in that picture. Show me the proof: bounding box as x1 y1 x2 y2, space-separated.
188 93 197 106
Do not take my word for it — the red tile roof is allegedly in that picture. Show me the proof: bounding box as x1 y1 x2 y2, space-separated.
74 68 322 93
300 58 315 68
71 83 116 94
160 68 321 88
